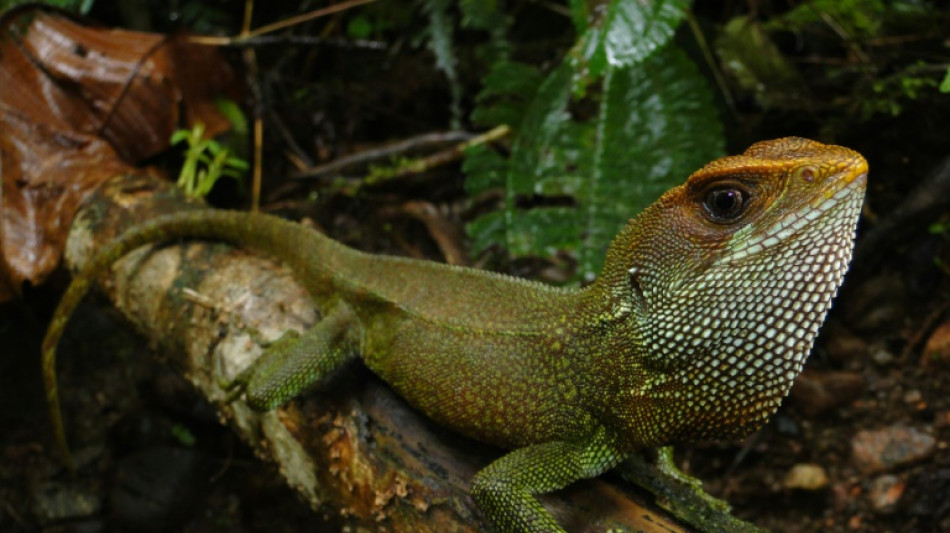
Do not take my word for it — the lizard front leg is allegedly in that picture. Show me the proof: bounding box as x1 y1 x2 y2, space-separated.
225 303 360 410
471 435 624 533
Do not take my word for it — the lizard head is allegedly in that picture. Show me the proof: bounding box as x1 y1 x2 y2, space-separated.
599 137 867 444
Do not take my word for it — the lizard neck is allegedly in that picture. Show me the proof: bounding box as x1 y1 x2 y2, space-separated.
581 157 865 449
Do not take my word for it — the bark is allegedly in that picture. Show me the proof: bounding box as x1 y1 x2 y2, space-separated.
61 172 686 532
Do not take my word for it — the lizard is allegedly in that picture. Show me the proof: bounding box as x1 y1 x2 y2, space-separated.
41 137 867 532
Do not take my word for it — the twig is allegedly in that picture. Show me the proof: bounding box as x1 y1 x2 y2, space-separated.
389 201 467 266
241 0 264 211
814 8 870 64
188 0 377 46
202 35 387 50
269 110 314 170
0 145 15 298
527 0 572 17
900 299 950 363
685 10 736 118
293 131 478 180
865 34 932 47
316 125 511 196
0 498 26 529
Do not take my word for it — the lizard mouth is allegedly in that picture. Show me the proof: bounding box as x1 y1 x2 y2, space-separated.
847 171 868 186
720 167 867 266
808 146 868 199
833 166 867 189
822 155 868 194
811 167 867 213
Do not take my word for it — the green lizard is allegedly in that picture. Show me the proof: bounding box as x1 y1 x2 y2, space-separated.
42 137 867 532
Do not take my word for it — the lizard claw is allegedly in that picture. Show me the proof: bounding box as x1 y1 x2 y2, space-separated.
221 374 248 403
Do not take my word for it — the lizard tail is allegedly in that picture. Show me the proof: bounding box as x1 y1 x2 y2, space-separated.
41 209 337 471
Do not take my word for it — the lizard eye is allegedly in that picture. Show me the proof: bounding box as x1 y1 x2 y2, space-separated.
702 186 749 223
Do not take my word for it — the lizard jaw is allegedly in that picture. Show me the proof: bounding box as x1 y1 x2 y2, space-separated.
724 166 866 266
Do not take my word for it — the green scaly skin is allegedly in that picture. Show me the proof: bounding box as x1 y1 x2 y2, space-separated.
42 137 867 532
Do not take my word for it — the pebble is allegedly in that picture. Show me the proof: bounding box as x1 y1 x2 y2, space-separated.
844 274 907 333
783 463 829 490
110 447 212 530
902 389 923 405
869 346 896 367
851 425 937 474
822 323 867 364
790 369 864 416
29 480 101 524
868 474 905 513
922 319 950 366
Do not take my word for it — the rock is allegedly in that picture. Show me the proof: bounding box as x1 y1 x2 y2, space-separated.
830 481 860 514
922 319 950 367
29 480 102 525
847 514 863 529
821 322 867 364
851 425 937 474
844 274 907 334
783 463 829 490
902 466 950 525
790 369 864 416
868 474 905 513
903 389 924 406
110 447 213 531
869 346 896 367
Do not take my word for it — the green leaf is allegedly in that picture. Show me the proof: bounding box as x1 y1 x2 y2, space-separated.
579 45 724 278
508 207 582 258
940 67 950 93
347 15 374 39
465 43 724 281
419 0 462 127
170 424 196 447
470 60 543 128
459 0 509 66
466 209 507 257
170 130 192 145
571 0 690 87
568 0 593 33
715 16 804 108
463 143 507 194
460 0 509 38
0 0 94 13
226 158 250 171
603 0 691 66
214 98 247 136
500 64 598 259
506 62 578 199
769 0 885 38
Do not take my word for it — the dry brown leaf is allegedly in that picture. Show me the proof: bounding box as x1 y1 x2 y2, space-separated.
0 7 238 300
1 112 134 298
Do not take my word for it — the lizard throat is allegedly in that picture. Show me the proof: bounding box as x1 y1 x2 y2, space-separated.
632 172 866 442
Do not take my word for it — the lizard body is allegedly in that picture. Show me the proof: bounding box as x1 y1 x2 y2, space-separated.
42 137 867 532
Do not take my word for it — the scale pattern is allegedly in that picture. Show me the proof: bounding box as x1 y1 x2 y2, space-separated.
41 137 868 533
600 136 868 447
640 177 864 440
